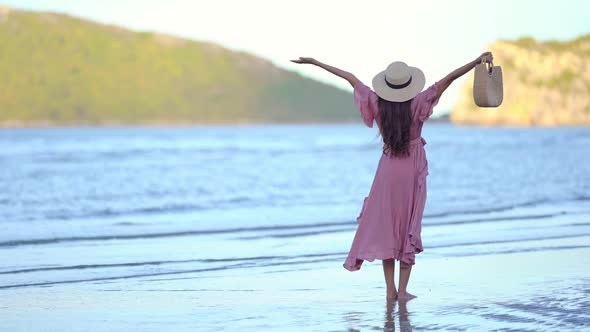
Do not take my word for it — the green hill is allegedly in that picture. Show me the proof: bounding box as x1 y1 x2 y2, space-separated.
451 35 590 126
0 7 357 126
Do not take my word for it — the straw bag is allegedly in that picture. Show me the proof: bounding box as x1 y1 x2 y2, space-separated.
473 59 503 107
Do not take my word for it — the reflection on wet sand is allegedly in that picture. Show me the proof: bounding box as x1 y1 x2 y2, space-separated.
345 299 413 332
385 300 412 332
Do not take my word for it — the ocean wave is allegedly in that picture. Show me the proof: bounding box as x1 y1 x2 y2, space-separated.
1 240 588 290
7 194 585 227
0 221 354 248
1 207 588 248
0 252 344 276
423 198 552 219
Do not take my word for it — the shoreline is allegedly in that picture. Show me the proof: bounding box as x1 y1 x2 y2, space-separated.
3 121 590 129
0 120 450 129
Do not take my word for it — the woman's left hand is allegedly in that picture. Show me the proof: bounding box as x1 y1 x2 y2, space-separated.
291 57 317 65
476 52 493 63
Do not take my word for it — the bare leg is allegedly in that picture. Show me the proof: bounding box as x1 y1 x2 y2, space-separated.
382 259 397 300
398 261 417 302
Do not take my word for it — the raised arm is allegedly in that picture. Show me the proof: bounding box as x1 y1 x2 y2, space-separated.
436 52 493 99
291 57 360 88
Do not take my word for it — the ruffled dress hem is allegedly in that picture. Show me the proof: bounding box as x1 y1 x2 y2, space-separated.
343 246 424 271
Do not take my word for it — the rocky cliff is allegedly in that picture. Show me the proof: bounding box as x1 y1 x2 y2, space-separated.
451 35 590 126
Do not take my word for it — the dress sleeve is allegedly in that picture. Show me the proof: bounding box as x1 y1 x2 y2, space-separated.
412 82 440 122
353 81 379 128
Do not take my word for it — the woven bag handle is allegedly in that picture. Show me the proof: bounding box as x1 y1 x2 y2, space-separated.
481 57 494 76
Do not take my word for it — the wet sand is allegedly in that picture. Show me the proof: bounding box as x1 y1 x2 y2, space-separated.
1 243 588 331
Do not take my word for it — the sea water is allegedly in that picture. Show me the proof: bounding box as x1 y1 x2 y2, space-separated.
0 124 589 331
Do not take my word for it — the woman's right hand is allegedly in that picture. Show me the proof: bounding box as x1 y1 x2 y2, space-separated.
289 57 359 87
290 57 317 65
476 52 493 63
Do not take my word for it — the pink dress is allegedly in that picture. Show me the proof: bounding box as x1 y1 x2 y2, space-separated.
343 80 440 271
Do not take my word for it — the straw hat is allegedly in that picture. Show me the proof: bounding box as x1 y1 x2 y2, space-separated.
372 61 425 102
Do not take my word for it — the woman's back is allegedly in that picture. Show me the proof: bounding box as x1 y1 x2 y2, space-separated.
352 81 440 142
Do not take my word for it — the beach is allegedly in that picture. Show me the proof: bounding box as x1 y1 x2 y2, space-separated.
2 232 588 331
1 124 589 331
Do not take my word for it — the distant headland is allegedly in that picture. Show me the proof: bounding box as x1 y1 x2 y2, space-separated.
0 8 358 126
451 35 590 126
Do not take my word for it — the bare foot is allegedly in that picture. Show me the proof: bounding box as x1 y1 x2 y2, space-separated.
397 291 416 302
386 289 397 301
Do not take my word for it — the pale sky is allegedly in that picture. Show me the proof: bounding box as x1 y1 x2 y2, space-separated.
3 0 589 114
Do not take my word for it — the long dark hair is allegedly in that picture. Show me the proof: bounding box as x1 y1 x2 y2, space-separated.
377 97 412 157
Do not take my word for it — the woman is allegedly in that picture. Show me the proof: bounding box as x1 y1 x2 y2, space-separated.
292 52 493 301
